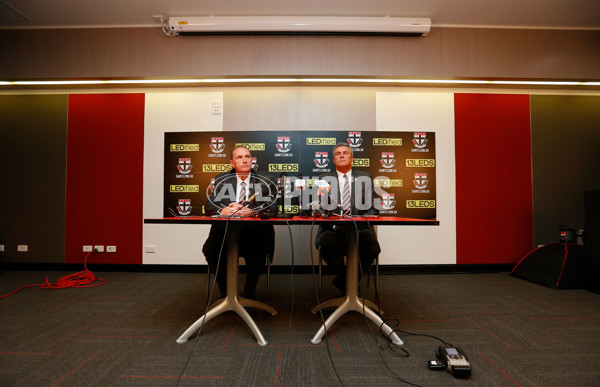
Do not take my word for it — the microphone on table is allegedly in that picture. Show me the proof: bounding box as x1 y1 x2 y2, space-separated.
273 172 289 217
296 173 307 217
309 201 329 218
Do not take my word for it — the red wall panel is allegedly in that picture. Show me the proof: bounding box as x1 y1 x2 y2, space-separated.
455 94 533 264
65 94 145 264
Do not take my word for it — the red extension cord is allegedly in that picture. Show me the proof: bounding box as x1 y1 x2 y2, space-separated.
0 252 107 299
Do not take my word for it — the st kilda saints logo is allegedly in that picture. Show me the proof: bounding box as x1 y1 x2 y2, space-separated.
208 178 215 194
313 152 329 168
380 194 396 210
276 137 292 153
210 137 225 153
177 199 192 216
380 152 396 169
347 131 363 148
413 173 429 189
412 132 428 149
177 158 192 174
252 157 258 170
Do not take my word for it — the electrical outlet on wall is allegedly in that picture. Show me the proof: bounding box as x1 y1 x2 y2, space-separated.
107 246 116 253
17 245 28 252
94 245 104 253
83 245 93 252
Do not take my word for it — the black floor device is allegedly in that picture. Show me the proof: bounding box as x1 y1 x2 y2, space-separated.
436 344 471 378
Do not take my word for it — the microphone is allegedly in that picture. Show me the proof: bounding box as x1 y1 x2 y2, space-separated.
297 173 306 216
309 201 329 218
277 172 288 218
279 172 287 195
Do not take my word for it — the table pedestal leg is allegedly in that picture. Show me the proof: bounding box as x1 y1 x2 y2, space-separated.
176 228 277 346
311 227 402 346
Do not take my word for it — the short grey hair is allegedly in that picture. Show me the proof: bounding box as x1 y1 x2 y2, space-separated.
333 142 353 157
230 145 250 160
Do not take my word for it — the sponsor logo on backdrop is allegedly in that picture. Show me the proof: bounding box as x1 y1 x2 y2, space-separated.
306 137 337 146
177 158 192 174
377 193 397 214
275 137 292 156
347 131 364 151
407 200 436 208
210 137 225 153
313 151 330 171
380 152 397 169
280 205 299 214
373 138 402 146
177 199 192 216
176 158 194 178
170 144 199 152
379 152 397 172
374 178 403 188
269 163 299 173
208 178 215 193
252 157 258 171
381 194 397 210
412 173 430 193
352 158 370 167
406 159 435 167
412 132 429 152
170 185 200 193
202 164 232 173
236 143 265 151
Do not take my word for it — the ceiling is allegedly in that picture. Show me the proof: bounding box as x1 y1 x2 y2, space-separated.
1 0 599 30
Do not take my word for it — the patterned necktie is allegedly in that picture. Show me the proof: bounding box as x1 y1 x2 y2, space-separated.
341 174 351 215
238 181 247 204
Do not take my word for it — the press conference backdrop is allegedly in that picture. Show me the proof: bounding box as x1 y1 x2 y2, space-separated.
164 131 436 219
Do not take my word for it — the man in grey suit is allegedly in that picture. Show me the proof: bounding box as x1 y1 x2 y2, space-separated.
314 142 381 295
203 146 277 299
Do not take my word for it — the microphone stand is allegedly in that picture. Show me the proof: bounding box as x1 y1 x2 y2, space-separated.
277 173 287 218
297 174 305 217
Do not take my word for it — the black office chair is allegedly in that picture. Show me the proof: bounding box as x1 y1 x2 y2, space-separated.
317 254 379 293
206 253 273 298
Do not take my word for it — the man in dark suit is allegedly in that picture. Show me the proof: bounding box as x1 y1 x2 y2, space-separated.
203 146 277 299
315 142 381 295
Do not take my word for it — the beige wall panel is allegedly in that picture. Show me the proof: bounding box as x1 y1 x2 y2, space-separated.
441 28 521 78
514 29 600 79
385 28 444 76
223 88 375 131
297 89 375 130
0 28 256 78
1 27 598 80
255 36 339 75
174 35 255 76
223 89 301 131
249 32 442 76
441 28 600 79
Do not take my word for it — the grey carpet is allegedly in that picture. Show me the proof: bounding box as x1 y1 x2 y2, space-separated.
1 270 599 386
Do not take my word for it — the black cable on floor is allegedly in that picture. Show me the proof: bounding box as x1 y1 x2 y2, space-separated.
310 213 345 387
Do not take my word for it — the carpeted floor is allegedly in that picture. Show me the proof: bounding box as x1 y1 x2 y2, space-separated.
1 269 599 386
